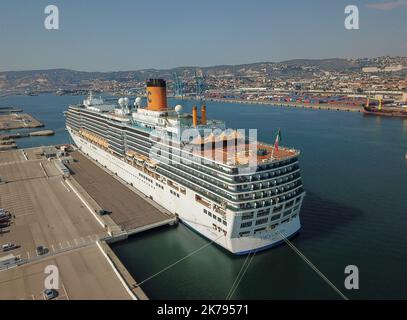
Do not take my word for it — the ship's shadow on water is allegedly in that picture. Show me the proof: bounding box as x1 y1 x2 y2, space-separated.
298 191 364 241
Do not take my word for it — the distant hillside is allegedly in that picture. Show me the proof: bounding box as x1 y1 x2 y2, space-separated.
278 58 360 71
0 57 405 92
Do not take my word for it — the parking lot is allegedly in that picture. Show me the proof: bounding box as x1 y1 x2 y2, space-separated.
0 148 134 299
0 244 132 300
0 154 107 262
0 149 25 165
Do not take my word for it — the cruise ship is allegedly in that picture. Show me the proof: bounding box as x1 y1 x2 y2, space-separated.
65 79 306 254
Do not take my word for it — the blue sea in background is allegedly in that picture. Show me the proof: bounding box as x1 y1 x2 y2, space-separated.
0 94 76 148
1 94 407 299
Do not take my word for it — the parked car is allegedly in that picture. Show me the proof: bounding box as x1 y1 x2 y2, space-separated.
43 289 58 300
1 243 17 252
0 222 10 228
0 218 10 225
0 213 11 221
97 209 112 216
0 254 20 270
36 245 48 256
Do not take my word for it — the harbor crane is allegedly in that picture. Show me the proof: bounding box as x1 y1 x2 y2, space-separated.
172 73 185 98
194 70 206 101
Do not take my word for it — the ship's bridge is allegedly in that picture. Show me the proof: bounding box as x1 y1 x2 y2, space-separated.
131 104 226 135
82 92 115 112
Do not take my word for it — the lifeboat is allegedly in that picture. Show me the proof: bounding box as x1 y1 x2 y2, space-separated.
134 154 145 162
146 159 158 169
126 151 135 158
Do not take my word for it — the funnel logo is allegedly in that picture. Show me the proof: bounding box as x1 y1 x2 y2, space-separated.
147 91 153 103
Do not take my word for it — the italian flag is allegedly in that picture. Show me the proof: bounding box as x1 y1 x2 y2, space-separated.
274 128 282 152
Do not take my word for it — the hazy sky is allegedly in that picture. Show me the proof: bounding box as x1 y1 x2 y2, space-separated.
0 0 406 71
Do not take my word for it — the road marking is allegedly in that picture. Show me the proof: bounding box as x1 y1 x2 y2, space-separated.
51 244 55 252
61 180 71 192
62 283 69 300
96 241 137 300
39 162 48 178
21 150 28 161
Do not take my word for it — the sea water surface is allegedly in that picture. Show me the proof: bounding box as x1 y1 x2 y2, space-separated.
1 94 406 299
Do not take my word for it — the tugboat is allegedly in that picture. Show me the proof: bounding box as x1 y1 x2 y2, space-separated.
363 97 407 118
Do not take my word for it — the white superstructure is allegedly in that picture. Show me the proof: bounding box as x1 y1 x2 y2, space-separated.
65 79 305 255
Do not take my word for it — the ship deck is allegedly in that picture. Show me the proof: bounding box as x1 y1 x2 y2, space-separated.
193 143 298 165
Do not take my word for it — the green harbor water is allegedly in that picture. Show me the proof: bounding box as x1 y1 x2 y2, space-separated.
2 94 407 299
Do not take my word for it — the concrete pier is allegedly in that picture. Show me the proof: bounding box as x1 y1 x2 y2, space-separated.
66 151 177 234
0 130 55 141
204 97 364 112
0 113 44 130
0 146 176 300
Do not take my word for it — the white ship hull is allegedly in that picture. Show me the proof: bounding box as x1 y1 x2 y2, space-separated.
68 127 301 254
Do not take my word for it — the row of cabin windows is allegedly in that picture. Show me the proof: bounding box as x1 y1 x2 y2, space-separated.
139 173 153 184
238 187 304 211
235 164 299 183
203 209 227 226
240 204 301 229
158 158 302 212
240 221 252 228
155 182 164 190
255 218 268 225
236 172 301 192
273 199 300 214
239 217 268 229
238 213 299 237
128 171 153 189
212 223 227 236
240 197 301 222
241 208 270 221
170 189 180 198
